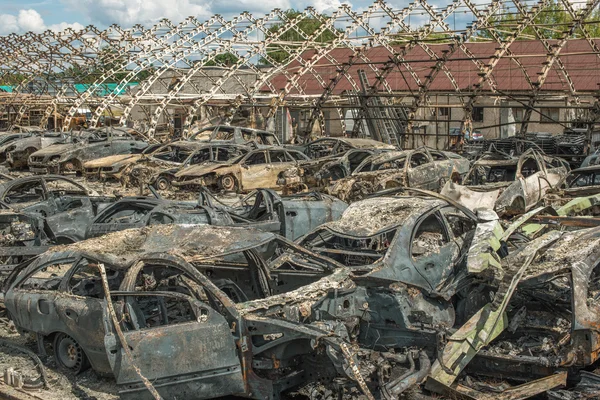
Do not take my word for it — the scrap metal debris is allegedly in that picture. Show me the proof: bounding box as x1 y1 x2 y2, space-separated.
0 128 600 400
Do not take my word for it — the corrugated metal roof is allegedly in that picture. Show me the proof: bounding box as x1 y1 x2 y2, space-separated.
266 39 600 95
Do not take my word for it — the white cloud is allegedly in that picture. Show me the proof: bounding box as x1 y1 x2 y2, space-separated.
0 9 84 34
17 9 46 32
48 22 85 32
312 0 349 14
63 0 212 27
0 14 19 35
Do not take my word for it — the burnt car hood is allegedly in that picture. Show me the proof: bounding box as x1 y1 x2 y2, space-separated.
31 143 81 157
84 154 142 168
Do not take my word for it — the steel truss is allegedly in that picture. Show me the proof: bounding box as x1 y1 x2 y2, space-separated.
0 0 598 143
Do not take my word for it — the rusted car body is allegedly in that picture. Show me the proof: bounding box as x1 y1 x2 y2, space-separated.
561 165 600 197
189 125 281 146
0 132 35 163
128 142 251 190
427 226 600 395
328 147 470 202
278 148 393 193
82 141 201 185
2 225 378 399
28 129 148 174
442 149 569 215
290 137 396 158
0 176 114 242
173 146 310 192
5 132 67 168
86 189 347 241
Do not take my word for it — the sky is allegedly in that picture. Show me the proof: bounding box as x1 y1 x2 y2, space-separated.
0 0 584 35
0 0 362 34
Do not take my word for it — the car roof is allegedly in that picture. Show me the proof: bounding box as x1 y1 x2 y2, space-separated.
571 165 600 174
48 224 277 262
316 196 444 237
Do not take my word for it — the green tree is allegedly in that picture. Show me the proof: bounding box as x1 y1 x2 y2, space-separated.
479 0 600 41
259 10 340 65
204 52 240 67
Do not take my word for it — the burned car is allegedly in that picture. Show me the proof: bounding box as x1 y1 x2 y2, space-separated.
426 226 600 396
278 146 395 193
28 129 148 174
173 146 310 192
86 188 347 241
0 175 114 242
128 142 251 190
290 137 396 159
560 164 600 197
0 132 36 163
189 125 281 146
442 148 569 215
2 225 376 399
328 147 470 202
82 141 199 185
5 131 67 169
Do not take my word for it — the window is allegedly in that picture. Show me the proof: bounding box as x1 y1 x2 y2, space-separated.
429 151 447 161
472 107 484 123
244 151 267 165
213 127 235 140
269 150 291 163
439 107 450 117
215 147 245 161
4 181 45 204
68 259 121 298
98 204 154 224
520 157 540 177
411 214 449 258
441 208 475 238
287 150 307 161
44 178 87 196
512 108 525 122
122 295 201 330
540 108 560 124
19 262 73 291
257 133 277 145
409 152 429 168
187 148 212 165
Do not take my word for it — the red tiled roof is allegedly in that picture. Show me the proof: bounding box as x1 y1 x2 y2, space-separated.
266 39 600 95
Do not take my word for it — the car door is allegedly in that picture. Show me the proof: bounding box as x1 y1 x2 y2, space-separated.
52 257 122 373
405 151 438 190
518 154 545 207
410 210 460 294
6 178 57 215
429 150 456 182
239 150 272 190
104 292 244 400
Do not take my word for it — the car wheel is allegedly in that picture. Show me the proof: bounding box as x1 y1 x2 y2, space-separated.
155 175 171 191
53 333 90 373
62 160 82 175
219 174 238 192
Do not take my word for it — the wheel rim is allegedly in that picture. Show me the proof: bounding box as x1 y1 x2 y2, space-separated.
221 175 235 191
57 335 83 370
156 177 169 190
